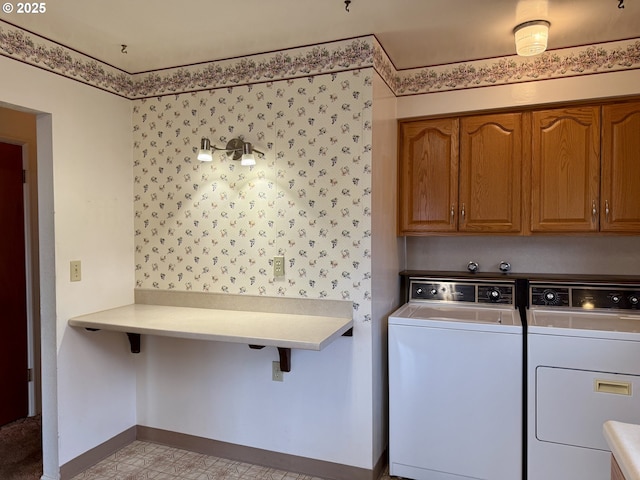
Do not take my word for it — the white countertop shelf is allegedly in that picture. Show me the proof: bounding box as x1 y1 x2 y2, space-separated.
69 303 354 372
604 420 640 480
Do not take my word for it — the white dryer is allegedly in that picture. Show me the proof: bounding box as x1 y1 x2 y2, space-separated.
527 281 640 480
389 277 523 480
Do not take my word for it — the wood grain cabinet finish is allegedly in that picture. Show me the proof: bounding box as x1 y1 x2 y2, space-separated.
398 99 640 236
459 113 523 233
530 106 601 233
601 101 640 233
398 118 459 233
398 114 523 234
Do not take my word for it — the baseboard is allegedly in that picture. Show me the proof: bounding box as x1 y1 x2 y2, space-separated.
59 426 136 480
137 425 382 480
60 424 383 480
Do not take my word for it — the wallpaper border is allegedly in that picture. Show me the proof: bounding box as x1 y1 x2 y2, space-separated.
391 38 640 96
2 19 640 99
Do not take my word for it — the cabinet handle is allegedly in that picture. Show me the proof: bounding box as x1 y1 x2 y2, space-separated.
461 203 466 220
605 200 610 221
592 200 597 218
450 205 455 223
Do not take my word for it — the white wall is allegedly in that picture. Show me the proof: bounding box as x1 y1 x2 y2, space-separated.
0 56 135 475
371 72 399 465
397 69 640 276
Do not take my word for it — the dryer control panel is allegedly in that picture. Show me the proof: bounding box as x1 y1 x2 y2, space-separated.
530 283 640 310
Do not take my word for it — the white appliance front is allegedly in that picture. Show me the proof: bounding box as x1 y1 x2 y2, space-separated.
528 308 640 480
389 303 522 480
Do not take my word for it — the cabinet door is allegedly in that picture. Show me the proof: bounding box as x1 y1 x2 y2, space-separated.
601 101 640 233
459 113 523 233
531 107 600 232
398 118 459 233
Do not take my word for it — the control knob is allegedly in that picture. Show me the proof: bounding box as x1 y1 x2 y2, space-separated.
488 289 501 302
499 261 511 273
467 261 479 273
543 289 558 304
630 295 639 306
610 294 621 304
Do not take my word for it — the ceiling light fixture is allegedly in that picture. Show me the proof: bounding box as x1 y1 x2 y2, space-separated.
197 137 264 166
513 20 550 57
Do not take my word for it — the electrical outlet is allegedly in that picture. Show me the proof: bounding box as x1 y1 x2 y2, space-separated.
273 255 285 277
70 260 81 282
272 361 284 382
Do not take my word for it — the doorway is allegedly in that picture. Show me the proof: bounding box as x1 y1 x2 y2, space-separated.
0 141 29 426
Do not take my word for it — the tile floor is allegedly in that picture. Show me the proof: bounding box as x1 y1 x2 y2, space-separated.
71 440 394 480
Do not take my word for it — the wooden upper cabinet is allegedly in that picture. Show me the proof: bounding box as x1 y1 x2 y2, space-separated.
398 118 459 233
459 113 523 233
530 106 601 232
601 101 640 233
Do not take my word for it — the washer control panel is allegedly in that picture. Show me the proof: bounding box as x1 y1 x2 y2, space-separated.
410 279 515 305
530 283 640 310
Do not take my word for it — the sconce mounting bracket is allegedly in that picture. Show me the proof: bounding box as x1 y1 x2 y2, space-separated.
225 138 245 161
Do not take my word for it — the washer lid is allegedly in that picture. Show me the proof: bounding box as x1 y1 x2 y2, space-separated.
389 302 521 331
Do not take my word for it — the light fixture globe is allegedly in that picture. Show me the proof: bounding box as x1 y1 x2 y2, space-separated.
241 142 256 166
514 20 550 57
197 137 213 161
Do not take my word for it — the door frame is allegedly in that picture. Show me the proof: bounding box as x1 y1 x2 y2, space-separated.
0 106 57 480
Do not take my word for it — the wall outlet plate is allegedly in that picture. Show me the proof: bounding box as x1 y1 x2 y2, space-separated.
272 361 284 382
273 255 285 277
70 260 81 282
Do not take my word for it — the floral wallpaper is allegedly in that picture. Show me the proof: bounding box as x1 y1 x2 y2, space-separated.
2 19 639 99
133 70 373 322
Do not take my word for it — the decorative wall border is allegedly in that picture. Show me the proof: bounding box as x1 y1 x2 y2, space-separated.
391 38 640 96
0 20 374 99
130 38 374 98
2 19 640 99
0 20 134 97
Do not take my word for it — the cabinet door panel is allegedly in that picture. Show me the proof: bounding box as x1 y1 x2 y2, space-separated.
602 101 640 233
531 107 600 232
398 119 459 233
459 113 522 232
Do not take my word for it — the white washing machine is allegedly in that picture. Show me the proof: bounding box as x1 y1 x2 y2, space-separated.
527 281 640 480
389 277 523 480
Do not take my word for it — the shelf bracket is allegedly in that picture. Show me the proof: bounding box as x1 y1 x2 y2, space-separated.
248 345 291 372
277 347 291 372
126 333 141 353
342 327 353 337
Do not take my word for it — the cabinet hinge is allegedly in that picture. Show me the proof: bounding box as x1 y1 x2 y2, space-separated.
22 169 27 184
27 368 33 382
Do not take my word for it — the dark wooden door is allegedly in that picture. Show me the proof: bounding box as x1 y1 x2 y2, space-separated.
0 142 29 426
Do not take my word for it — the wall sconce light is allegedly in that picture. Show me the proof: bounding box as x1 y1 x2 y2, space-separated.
514 20 550 57
197 137 264 166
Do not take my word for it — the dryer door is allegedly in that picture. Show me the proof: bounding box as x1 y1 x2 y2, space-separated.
536 366 640 450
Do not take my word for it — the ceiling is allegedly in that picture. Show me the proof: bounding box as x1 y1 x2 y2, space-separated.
3 0 639 73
